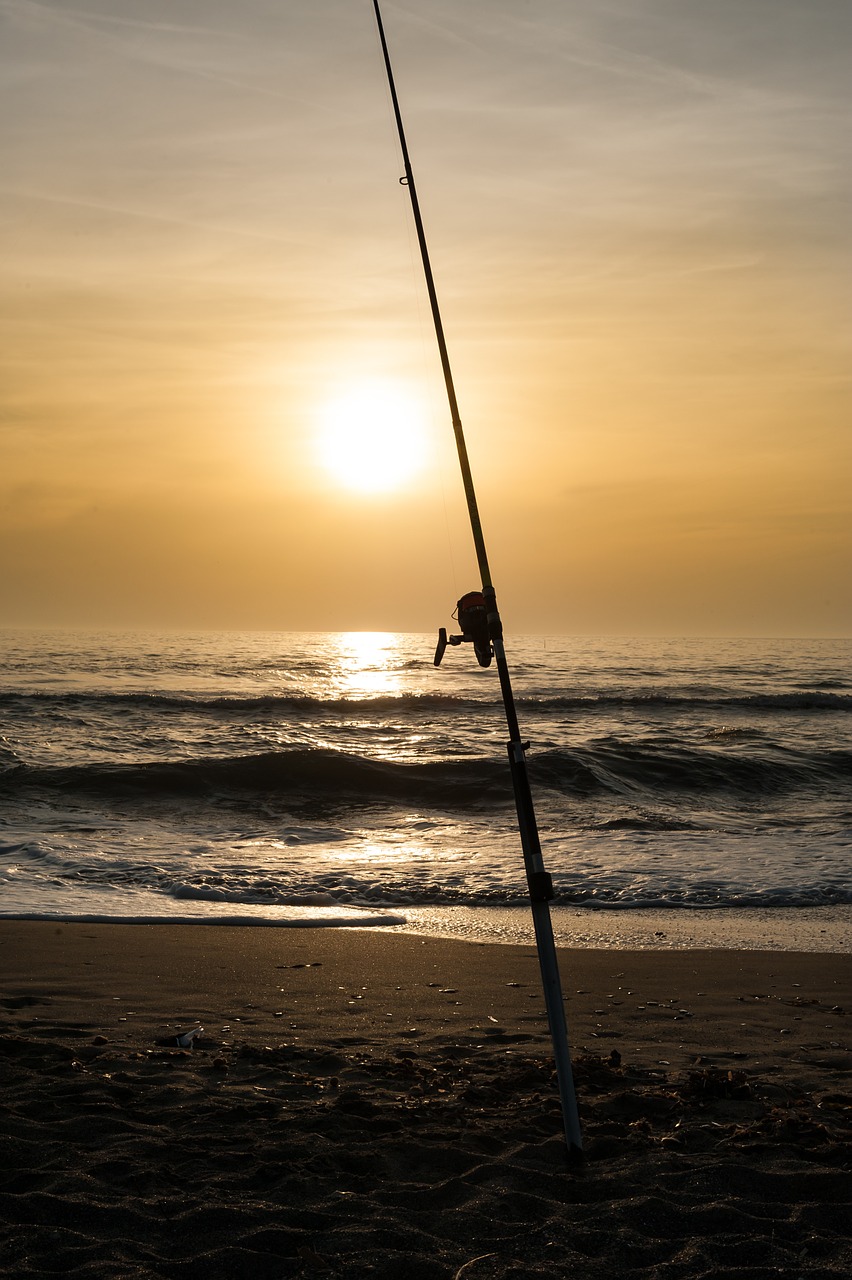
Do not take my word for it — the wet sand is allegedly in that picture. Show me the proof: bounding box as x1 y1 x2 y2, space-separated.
1 921 850 1278
396 903 852 952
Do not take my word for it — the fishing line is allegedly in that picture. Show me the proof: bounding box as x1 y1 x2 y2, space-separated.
397 146 464 603
370 6 464 603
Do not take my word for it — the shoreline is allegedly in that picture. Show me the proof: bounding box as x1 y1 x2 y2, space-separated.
1 902 850 953
2 921 850 1278
394 903 852 953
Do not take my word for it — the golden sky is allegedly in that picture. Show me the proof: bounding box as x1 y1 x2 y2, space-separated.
2 0 850 634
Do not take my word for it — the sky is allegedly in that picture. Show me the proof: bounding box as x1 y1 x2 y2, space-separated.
2 0 850 635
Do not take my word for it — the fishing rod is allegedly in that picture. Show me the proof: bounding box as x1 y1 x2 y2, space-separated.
371 0 582 1156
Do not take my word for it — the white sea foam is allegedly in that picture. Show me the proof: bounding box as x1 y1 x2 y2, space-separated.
0 876 404 928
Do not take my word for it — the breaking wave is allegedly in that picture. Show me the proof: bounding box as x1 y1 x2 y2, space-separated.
2 742 849 808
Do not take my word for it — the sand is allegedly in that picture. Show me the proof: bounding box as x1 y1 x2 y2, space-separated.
1 921 850 1279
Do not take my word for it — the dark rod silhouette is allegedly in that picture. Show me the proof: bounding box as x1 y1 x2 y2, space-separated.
371 0 582 1155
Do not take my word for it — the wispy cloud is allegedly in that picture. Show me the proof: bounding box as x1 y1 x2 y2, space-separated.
0 0 327 109
0 185 309 245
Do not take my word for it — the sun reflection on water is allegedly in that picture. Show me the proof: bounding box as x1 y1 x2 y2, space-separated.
334 631 405 699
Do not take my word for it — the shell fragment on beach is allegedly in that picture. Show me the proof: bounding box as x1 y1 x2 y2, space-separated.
174 1026 204 1048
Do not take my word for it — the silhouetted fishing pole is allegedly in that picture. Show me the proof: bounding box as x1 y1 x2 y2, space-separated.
371 0 582 1156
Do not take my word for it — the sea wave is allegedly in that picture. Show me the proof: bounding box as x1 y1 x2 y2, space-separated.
0 690 472 714
4 861 850 913
169 883 340 907
0 749 509 807
555 885 852 909
2 742 849 807
1 688 849 715
143 880 852 911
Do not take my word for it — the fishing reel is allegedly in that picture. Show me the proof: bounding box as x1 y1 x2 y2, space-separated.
434 590 493 668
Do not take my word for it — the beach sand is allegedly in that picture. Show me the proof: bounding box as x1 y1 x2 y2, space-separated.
1 922 850 1278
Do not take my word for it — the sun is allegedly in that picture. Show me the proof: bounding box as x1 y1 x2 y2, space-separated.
317 379 428 493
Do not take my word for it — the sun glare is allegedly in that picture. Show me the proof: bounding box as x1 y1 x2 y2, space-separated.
317 380 428 493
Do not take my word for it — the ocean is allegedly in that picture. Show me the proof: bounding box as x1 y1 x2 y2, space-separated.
1 630 850 947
